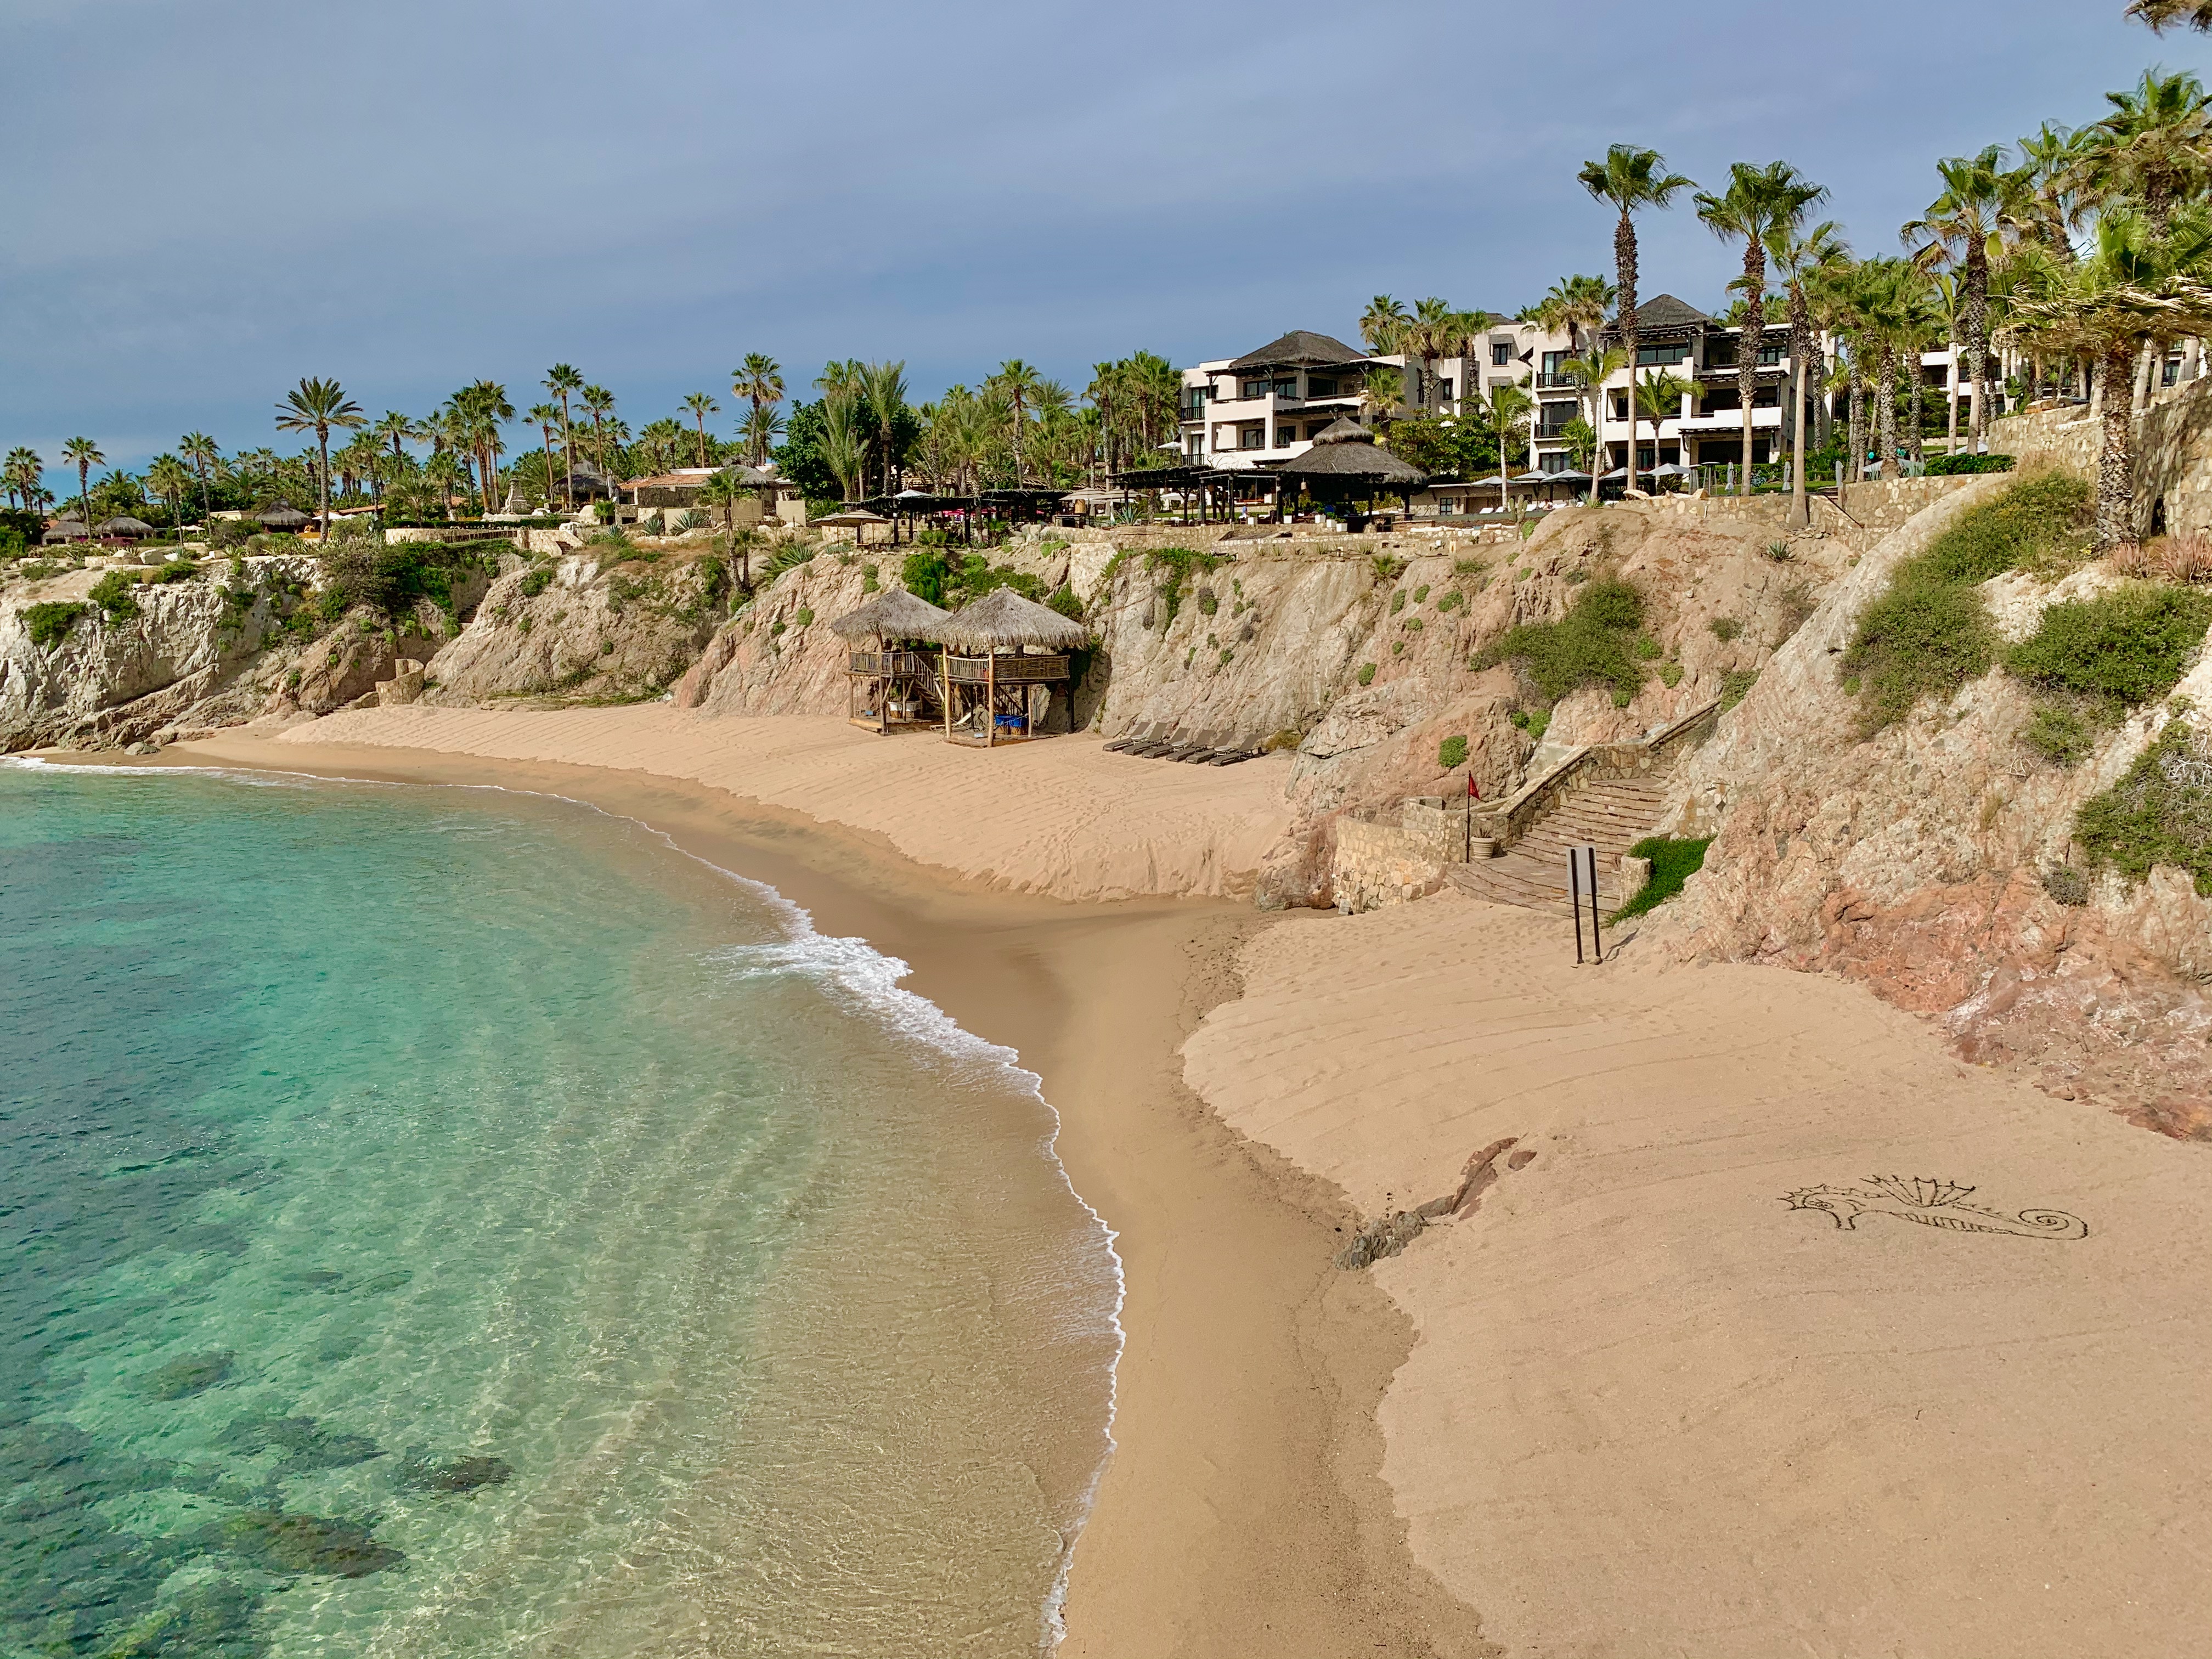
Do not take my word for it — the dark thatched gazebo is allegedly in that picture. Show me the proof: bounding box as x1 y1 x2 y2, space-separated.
830 588 953 733
94 516 154 539
255 503 312 531
928 586 1088 747
1274 417 1426 494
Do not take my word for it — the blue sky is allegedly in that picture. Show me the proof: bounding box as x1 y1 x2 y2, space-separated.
0 0 2195 485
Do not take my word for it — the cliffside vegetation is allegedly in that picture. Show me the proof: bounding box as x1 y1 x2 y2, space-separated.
2075 719 2212 893
1475 577 1647 708
1840 471 2095 728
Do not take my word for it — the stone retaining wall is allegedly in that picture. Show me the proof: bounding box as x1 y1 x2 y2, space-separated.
1329 811 1449 913
1993 375 2212 538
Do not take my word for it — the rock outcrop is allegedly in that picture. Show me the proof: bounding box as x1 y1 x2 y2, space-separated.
1640 473 2212 1138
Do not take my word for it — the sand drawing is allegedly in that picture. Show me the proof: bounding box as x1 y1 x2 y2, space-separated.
1782 1175 2088 1240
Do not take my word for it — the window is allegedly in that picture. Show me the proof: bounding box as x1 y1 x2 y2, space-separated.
1612 394 1630 420
1272 377 1298 398
1542 351 1570 376
1492 342 1514 366
1540 452 1571 475
2165 357 2183 387
1241 379 1269 400
1307 376 1338 398
1238 423 1265 449
1184 386 1208 417
1637 342 1688 366
1439 378 1454 404
1538 400 1577 437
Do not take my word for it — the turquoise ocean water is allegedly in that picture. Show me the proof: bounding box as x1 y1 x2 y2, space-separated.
0 760 1120 1658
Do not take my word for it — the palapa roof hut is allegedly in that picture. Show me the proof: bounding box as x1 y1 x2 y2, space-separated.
815 506 890 545
831 588 952 733
1275 418 1426 486
43 517 89 544
255 503 312 529
829 588 952 642
929 586 1088 747
94 516 154 539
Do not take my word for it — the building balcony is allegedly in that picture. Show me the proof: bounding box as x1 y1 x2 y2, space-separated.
1533 373 1582 390
1535 423 1579 440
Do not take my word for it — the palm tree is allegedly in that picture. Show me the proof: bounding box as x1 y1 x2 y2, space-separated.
145 454 195 542
61 437 104 538
177 431 222 524
2129 0 2212 27
544 364 584 507
1535 274 1616 358
1563 348 1626 503
1474 380 1535 513
816 392 866 502
3 447 40 510
1360 296 1410 355
1696 161 1829 494
1632 369 1702 487
527 404 565 511
445 381 512 516
2002 207 2212 552
857 360 909 496
742 405 785 470
1578 145 1695 496
1770 218 1850 522
581 385 616 477
732 354 785 464
1359 365 1404 429
681 393 719 466
274 379 366 539
986 359 1044 483
2076 68 2211 230
1904 147 2009 453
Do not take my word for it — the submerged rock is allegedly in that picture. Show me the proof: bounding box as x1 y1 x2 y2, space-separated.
208 1510 404 1577
403 1452 514 1493
221 1415 383 1470
143 1352 234 1401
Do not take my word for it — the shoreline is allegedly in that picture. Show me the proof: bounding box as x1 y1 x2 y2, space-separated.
117 732 1488 1658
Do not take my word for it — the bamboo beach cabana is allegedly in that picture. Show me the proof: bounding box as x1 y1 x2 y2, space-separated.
830 589 953 733
930 586 1088 747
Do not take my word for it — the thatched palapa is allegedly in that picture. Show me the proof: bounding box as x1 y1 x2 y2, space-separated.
829 588 951 640
1274 418 1426 486
930 585 1088 653
255 503 312 528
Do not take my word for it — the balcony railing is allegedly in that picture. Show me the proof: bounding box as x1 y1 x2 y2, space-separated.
1536 422 1578 439
945 653 1070 684
1533 373 1582 390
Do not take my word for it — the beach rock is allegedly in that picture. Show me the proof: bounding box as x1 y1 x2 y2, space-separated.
0 556 320 751
143 1351 235 1401
422 546 728 706
207 1510 404 1577
402 1452 514 1493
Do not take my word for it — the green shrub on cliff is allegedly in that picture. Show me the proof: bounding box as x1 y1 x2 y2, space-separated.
1841 471 2094 730
2006 584 2212 710
1612 836 1712 921
2074 719 2212 894
25 601 89 647
88 571 140 620
1474 578 1644 706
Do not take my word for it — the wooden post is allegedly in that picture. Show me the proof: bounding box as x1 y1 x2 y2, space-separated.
943 650 953 741
986 651 996 748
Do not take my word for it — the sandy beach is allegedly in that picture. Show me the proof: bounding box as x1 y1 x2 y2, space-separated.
137 705 2212 1657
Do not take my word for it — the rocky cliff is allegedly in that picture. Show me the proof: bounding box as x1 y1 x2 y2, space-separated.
1640 473 2212 1138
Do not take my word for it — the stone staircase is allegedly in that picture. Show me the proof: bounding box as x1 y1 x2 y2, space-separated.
1447 775 1670 913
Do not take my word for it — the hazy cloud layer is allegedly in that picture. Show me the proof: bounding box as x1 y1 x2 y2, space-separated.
0 0 2188 476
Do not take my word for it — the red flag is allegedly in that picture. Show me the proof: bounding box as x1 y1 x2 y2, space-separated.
1468 771 1480 803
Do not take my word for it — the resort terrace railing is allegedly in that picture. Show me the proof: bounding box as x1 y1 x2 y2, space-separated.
944 653 1069 684
1533 373 1583 390
848 649 939 678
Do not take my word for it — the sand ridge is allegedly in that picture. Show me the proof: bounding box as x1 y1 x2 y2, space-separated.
1184 891 2212 1658
277 706 1293 902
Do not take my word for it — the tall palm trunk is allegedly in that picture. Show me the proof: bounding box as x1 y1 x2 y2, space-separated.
317 431 332 540
77 462 90 535
1787 282 1813 525
1965 241 1990 452
2096 341 2138 554
1617 210 1639 495
1874 342 1899 482
1738 239 1765 493
1908 360 1926 466
1847 368 1866 484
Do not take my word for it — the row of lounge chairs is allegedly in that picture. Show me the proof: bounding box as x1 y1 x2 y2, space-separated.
1102 726 1265 766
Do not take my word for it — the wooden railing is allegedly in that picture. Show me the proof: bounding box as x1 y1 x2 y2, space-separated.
848 650 938 676
944 653 1069 684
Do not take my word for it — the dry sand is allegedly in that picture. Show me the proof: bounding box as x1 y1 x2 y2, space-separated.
155 721 1484 1658
269 706 1293 901
1186 891 2212 1658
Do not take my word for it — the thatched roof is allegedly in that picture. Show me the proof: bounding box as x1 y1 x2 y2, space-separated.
815 507 888 526
932 585 1088 652
1229 330 1368 371
1276 431 1425 484
1307 416 1373 444
256 503 311 526
829 588 952 641
95 516 154 534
